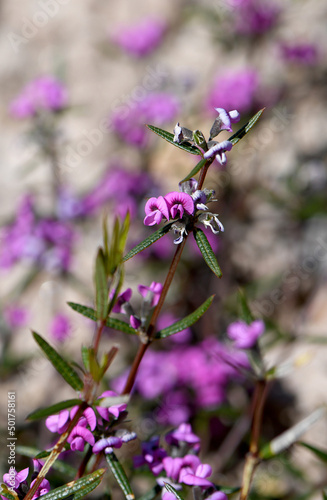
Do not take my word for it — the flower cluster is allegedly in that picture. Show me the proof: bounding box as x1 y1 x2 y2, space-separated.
134 423 228 500
112 281 163 329
0 195 76 273
45 391 136 455
113 337 249 425
10 76 67 119
144 177 225 244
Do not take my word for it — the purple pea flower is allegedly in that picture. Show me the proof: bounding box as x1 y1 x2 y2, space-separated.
3 467 29 491
210 108 240 137
138 281 163 307
134 436 167 475
96 390 127 421
45 409 70 434
164 192 194 219
204 140 233 166
68 425 95 451
180 463 213 487
206 492 228 500
207 69 258 114
144 196 170 226
3 304 29 328
111 288 132 313
93 431 137 454
165 423 200 446
227 319 265 349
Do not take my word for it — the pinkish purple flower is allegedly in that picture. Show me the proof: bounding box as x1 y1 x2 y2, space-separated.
3 467 29 491
96 390 127 421
45 409 70 434
111 18 166 57
10 76 67 118
227 319 265 349
130 315 142 329
144 196 170 226
206 492 228 500
3 304 29 328
111 288 132 313
68 425 95 451
49 314 71 342
180 463 213 487
165 423 200 446
93 431 136 454
164 192 195 219
210 108 240 137
280 42 318 65
207 69 258 114
138 281 163 307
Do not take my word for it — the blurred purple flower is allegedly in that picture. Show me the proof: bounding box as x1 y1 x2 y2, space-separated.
232 0 280 36
227 319 265 349
49 314 71 342
138 281 163 307
111 17 166 57
3 304 29 328
10 76 67 118
180 463 213 487
280 42 318 65
207 69 258 114
165 423 200 446
134 436 167 475
112 93 179 147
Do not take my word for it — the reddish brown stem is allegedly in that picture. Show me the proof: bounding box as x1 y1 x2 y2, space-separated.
93 319 106 355
240 379 269 500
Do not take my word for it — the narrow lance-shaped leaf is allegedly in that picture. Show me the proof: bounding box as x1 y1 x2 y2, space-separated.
297 441 327 464
146 124 201 155
260 407 326 459
81 345 90 372
238 289 254 324
67 302 137 335
193 228 222 278
26 399 82 421
73 480 101 500
34 469 105 500
106 453 135 500
228 108 265 146
180 158 207 183
123 222 173 262
32 332 83 391
156 295 214 339
95 248 109 321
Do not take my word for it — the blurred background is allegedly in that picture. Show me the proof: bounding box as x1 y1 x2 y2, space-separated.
1 0 327 498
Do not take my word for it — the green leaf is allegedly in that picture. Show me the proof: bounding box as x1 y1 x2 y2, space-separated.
67 302 137 335
180 158 207 183
32 332 83 391
238 289 254 324
81 345 90 372
323 490 327 500
95 248 109 321
193 228 222 278
36 469 105 500
147 124 201 155
123 223 173 262
156 295 214 339
26 399 82 421
298 441 327 463
217 486 241 494
16 446 76 476
0 484 18 500
228 108 265 146
73 480 101 500
260 407 326 459
106 452 135 500
163 484 184 500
